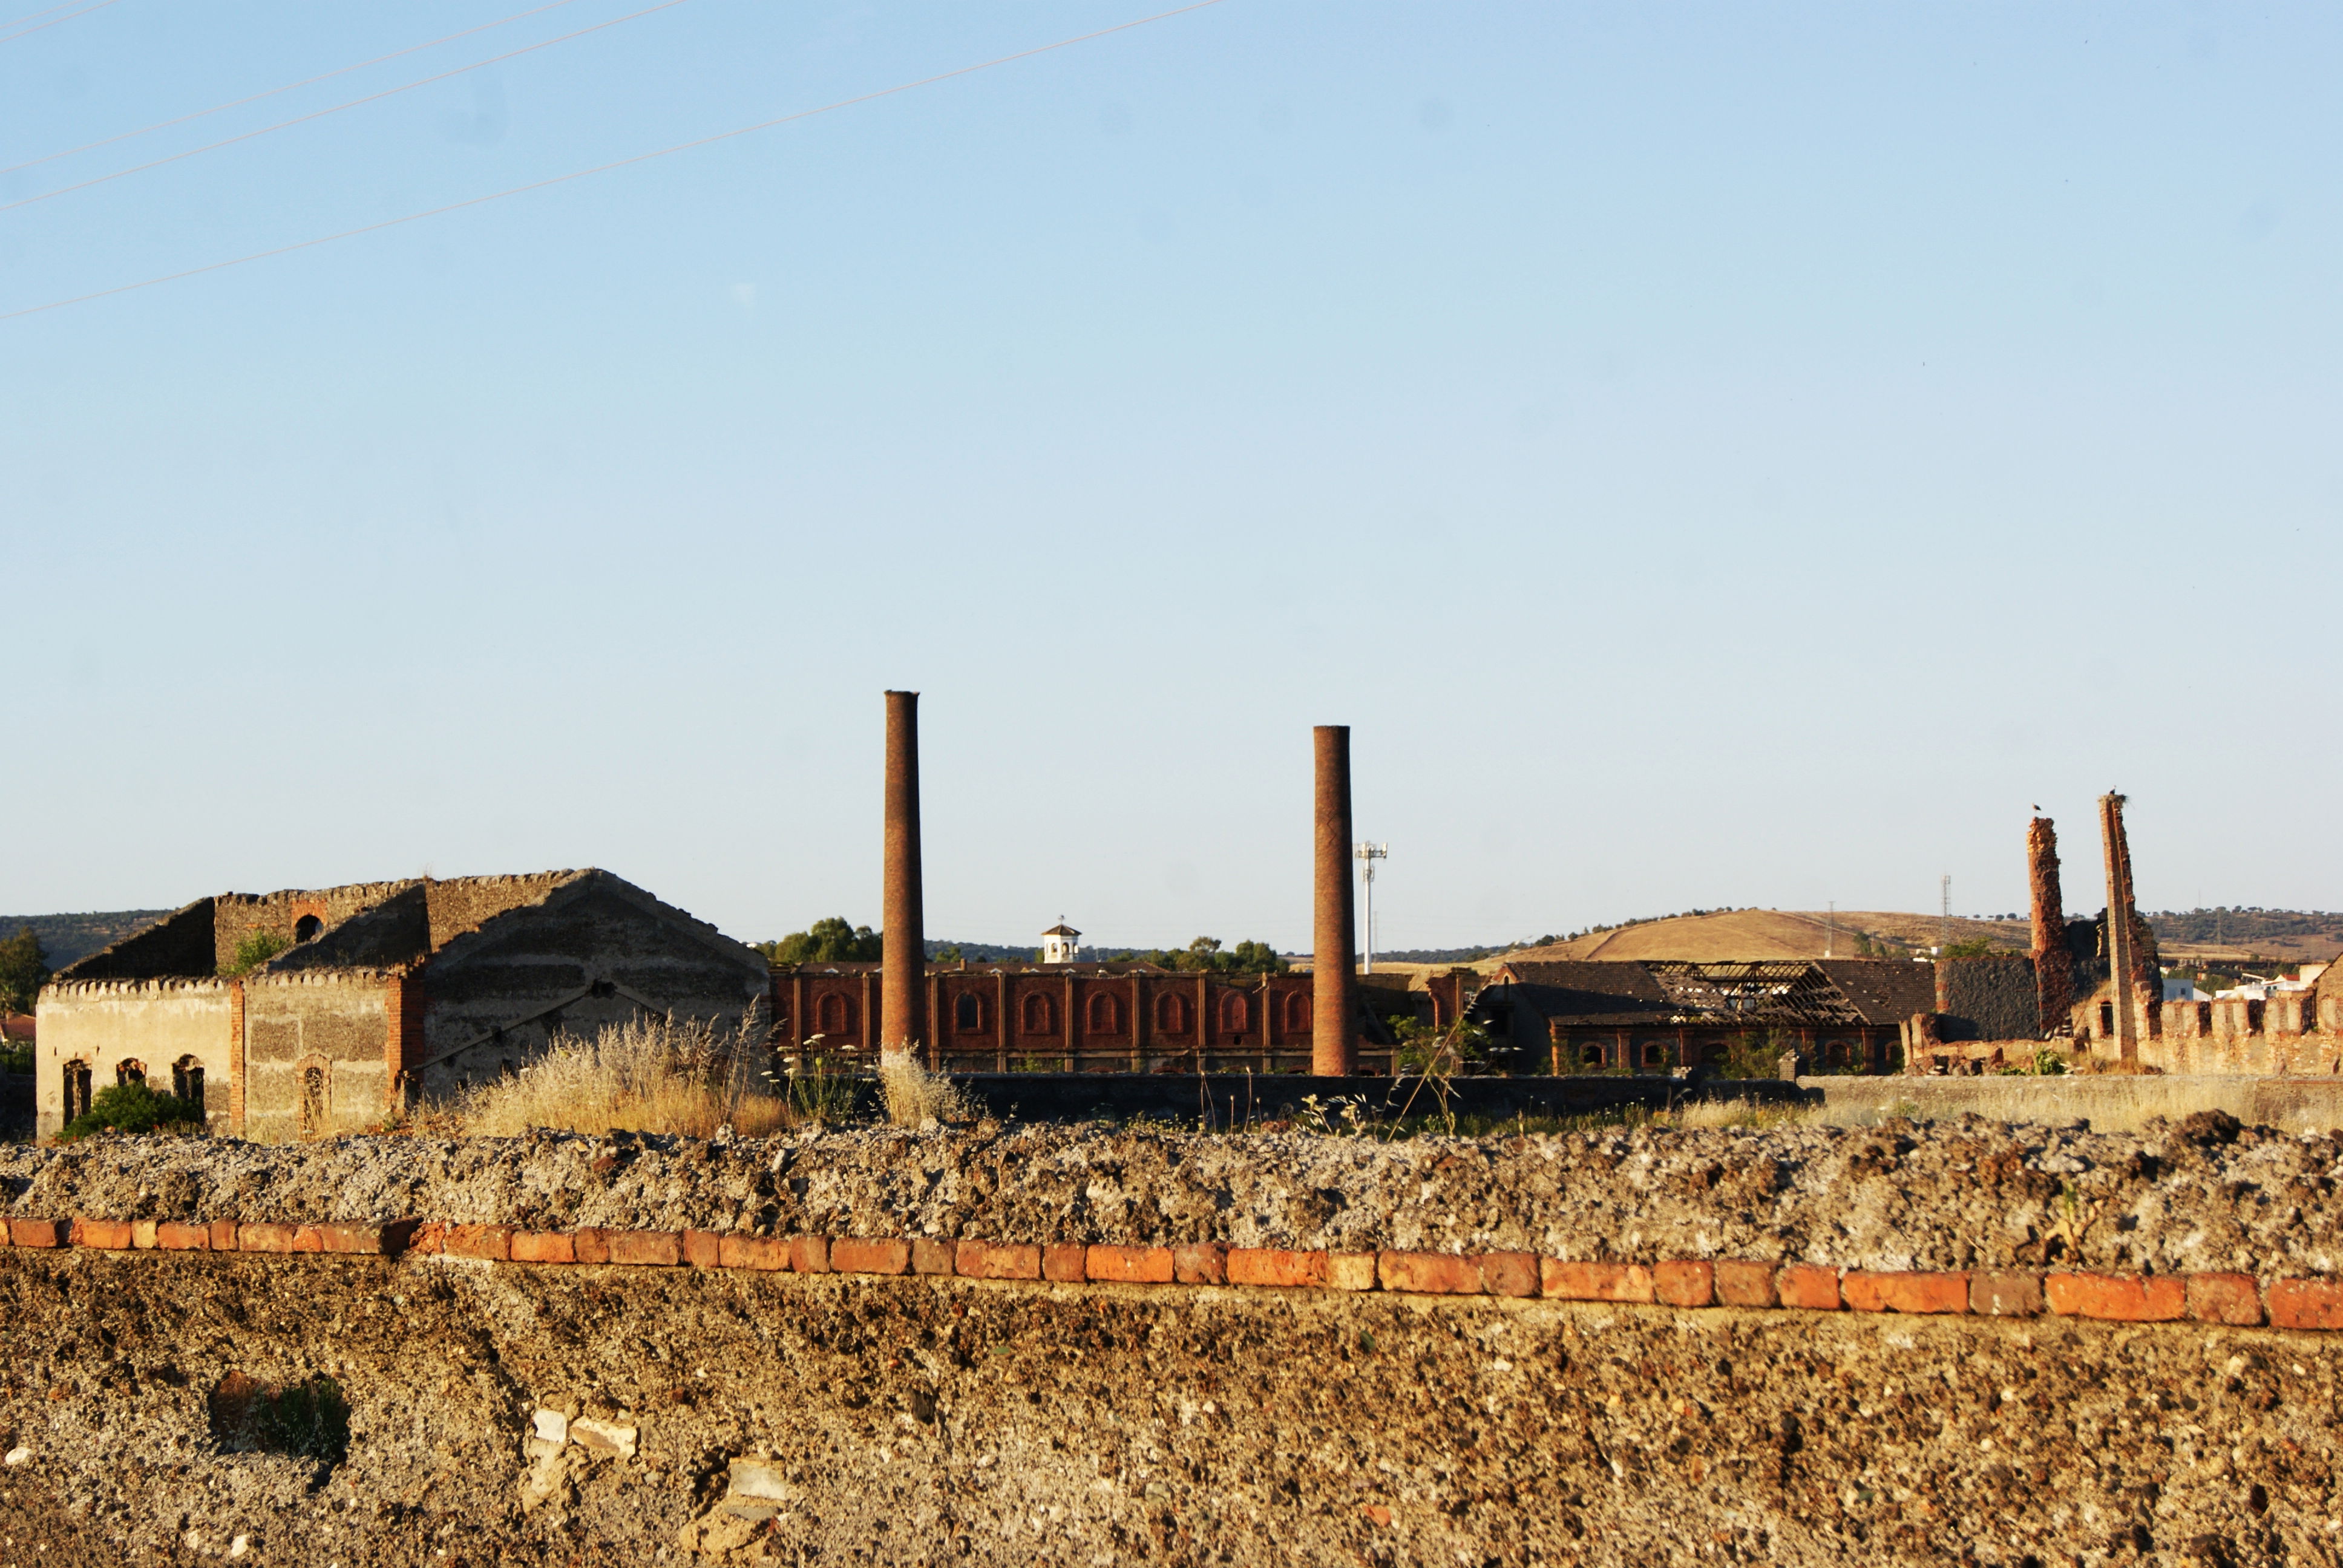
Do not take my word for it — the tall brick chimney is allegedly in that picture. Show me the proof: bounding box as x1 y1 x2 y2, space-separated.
1312 725 1358 1077
881 690 925 1065
2097 792 2138 1060
2027 815 2073 1034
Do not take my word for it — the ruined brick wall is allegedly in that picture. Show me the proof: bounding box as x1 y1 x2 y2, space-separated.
52 900 216 981
213 884 415 973
239 972 397 1138
409 878 765 1100
30 979 234 1139
1936 957 2041 1043
422 874 576 952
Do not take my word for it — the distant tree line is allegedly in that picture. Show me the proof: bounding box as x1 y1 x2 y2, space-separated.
0 927 48 1016
1106 937 1286 976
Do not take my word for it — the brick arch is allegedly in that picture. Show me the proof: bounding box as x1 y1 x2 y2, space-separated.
1219 993 1250 1033
953 993 985 1033
1086 992 1121 1036
1283 992 1311 1033
1155 993 1190 1034
1021 992 1056 1035
816 992 855 1037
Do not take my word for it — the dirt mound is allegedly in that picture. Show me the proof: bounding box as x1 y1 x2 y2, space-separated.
10 1114 2343 1276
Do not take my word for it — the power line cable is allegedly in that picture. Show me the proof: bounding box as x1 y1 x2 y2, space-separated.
1 0 1231 324
0 0 92 31
2 0 585 178
0 0 124 45
1 0 695 213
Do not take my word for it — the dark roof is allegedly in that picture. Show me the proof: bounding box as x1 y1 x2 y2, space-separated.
1814 959 1941 1025
1486 958 1936 1029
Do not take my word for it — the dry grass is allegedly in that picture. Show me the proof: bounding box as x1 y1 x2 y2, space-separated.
877 1055 971 1128
457 1013 787 1138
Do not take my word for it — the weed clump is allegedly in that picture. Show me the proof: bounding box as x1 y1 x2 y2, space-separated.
457 1012 784 1138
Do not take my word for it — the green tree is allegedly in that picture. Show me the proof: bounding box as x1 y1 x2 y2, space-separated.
757 917 883 966
1112 936 1288 976
0 927 48 1014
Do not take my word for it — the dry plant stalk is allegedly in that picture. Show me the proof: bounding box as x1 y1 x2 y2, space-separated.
458 1011 785 1139
877 1054 969 1128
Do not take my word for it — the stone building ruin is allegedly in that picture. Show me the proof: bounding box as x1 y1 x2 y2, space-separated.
35 870 768 1140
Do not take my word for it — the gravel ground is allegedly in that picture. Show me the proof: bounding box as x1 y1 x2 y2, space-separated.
3 1108 2338 1275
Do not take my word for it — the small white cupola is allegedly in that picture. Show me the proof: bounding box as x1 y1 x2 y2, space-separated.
1040 920 1081 965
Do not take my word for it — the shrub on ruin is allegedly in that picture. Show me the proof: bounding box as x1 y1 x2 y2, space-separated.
59 1082 205 1141
218 929 289 978
457 1010 787 1138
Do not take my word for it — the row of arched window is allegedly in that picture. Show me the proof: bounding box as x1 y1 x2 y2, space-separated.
785 986 1317 1042
58 1056 206 1122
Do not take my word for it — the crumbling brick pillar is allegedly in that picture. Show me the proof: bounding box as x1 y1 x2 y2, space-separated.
1312 725 1358 1076
2027 816 2072 1037
2098 792 2140 1060
880 690 925 1064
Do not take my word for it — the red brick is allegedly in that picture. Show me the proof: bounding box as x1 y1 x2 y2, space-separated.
441 1224 513 1263
789 1234 830 1275
834 1238 913 1276
683 1230 723 1269
1042 1243 1088 1283
1775 1264 1841 1310
1228 1248 1329 1289
572 1227 611 1265
131 1220 158 1250
513 1232 577 1265
238 1223 300 1254
1843 1271 1969 1315
955 1237 1040 1275
608 1230 682 1267
1540 1259 1654 1304
208 1218 240 1252
955 1241 1041 1280
911 1237 955 1276
1970 1272 2044 1318
2266 1278 2343 1331
155 1221 211 1252
8 1218 66 1249
2187 1272 2262 1327
1654 1261 1715 1308
1086 1244 1175 1284
718 1233 789 1271
70 1219 133 1251
1378 1252 1480 1295
1714 1260 1777 1308
314 1224 393 1256
1173 1243 1225 1285
289 1226 325 1253
2045 1272 2184 1322
0 1222 10 1247
1476 1252 1537 1298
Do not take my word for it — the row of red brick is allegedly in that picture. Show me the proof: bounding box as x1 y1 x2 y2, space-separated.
10 1216 2343 1332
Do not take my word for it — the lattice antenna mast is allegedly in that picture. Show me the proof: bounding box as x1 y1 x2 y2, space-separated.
1355 842 1389 973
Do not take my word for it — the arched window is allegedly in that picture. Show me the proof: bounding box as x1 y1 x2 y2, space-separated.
62 1060 92 1122
1640 1042 1666 1070
1155 993 1190 1034
173 1056 206 1109
1283 993 1312 1033
954 993 983 1033
293 914 323 942
1824 1040 1848 1069
1086 993 1121 1035
1219 993 1250 1034
300 1065 327 1134
816 993 853 1036
1582 1044 1605 1069
116 1059 146 1088
1021 993 1056 1035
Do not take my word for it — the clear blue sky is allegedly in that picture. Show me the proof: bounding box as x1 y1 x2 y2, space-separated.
3 2 2338 952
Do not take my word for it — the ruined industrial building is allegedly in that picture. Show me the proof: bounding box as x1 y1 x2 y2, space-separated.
34 870 768 1141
